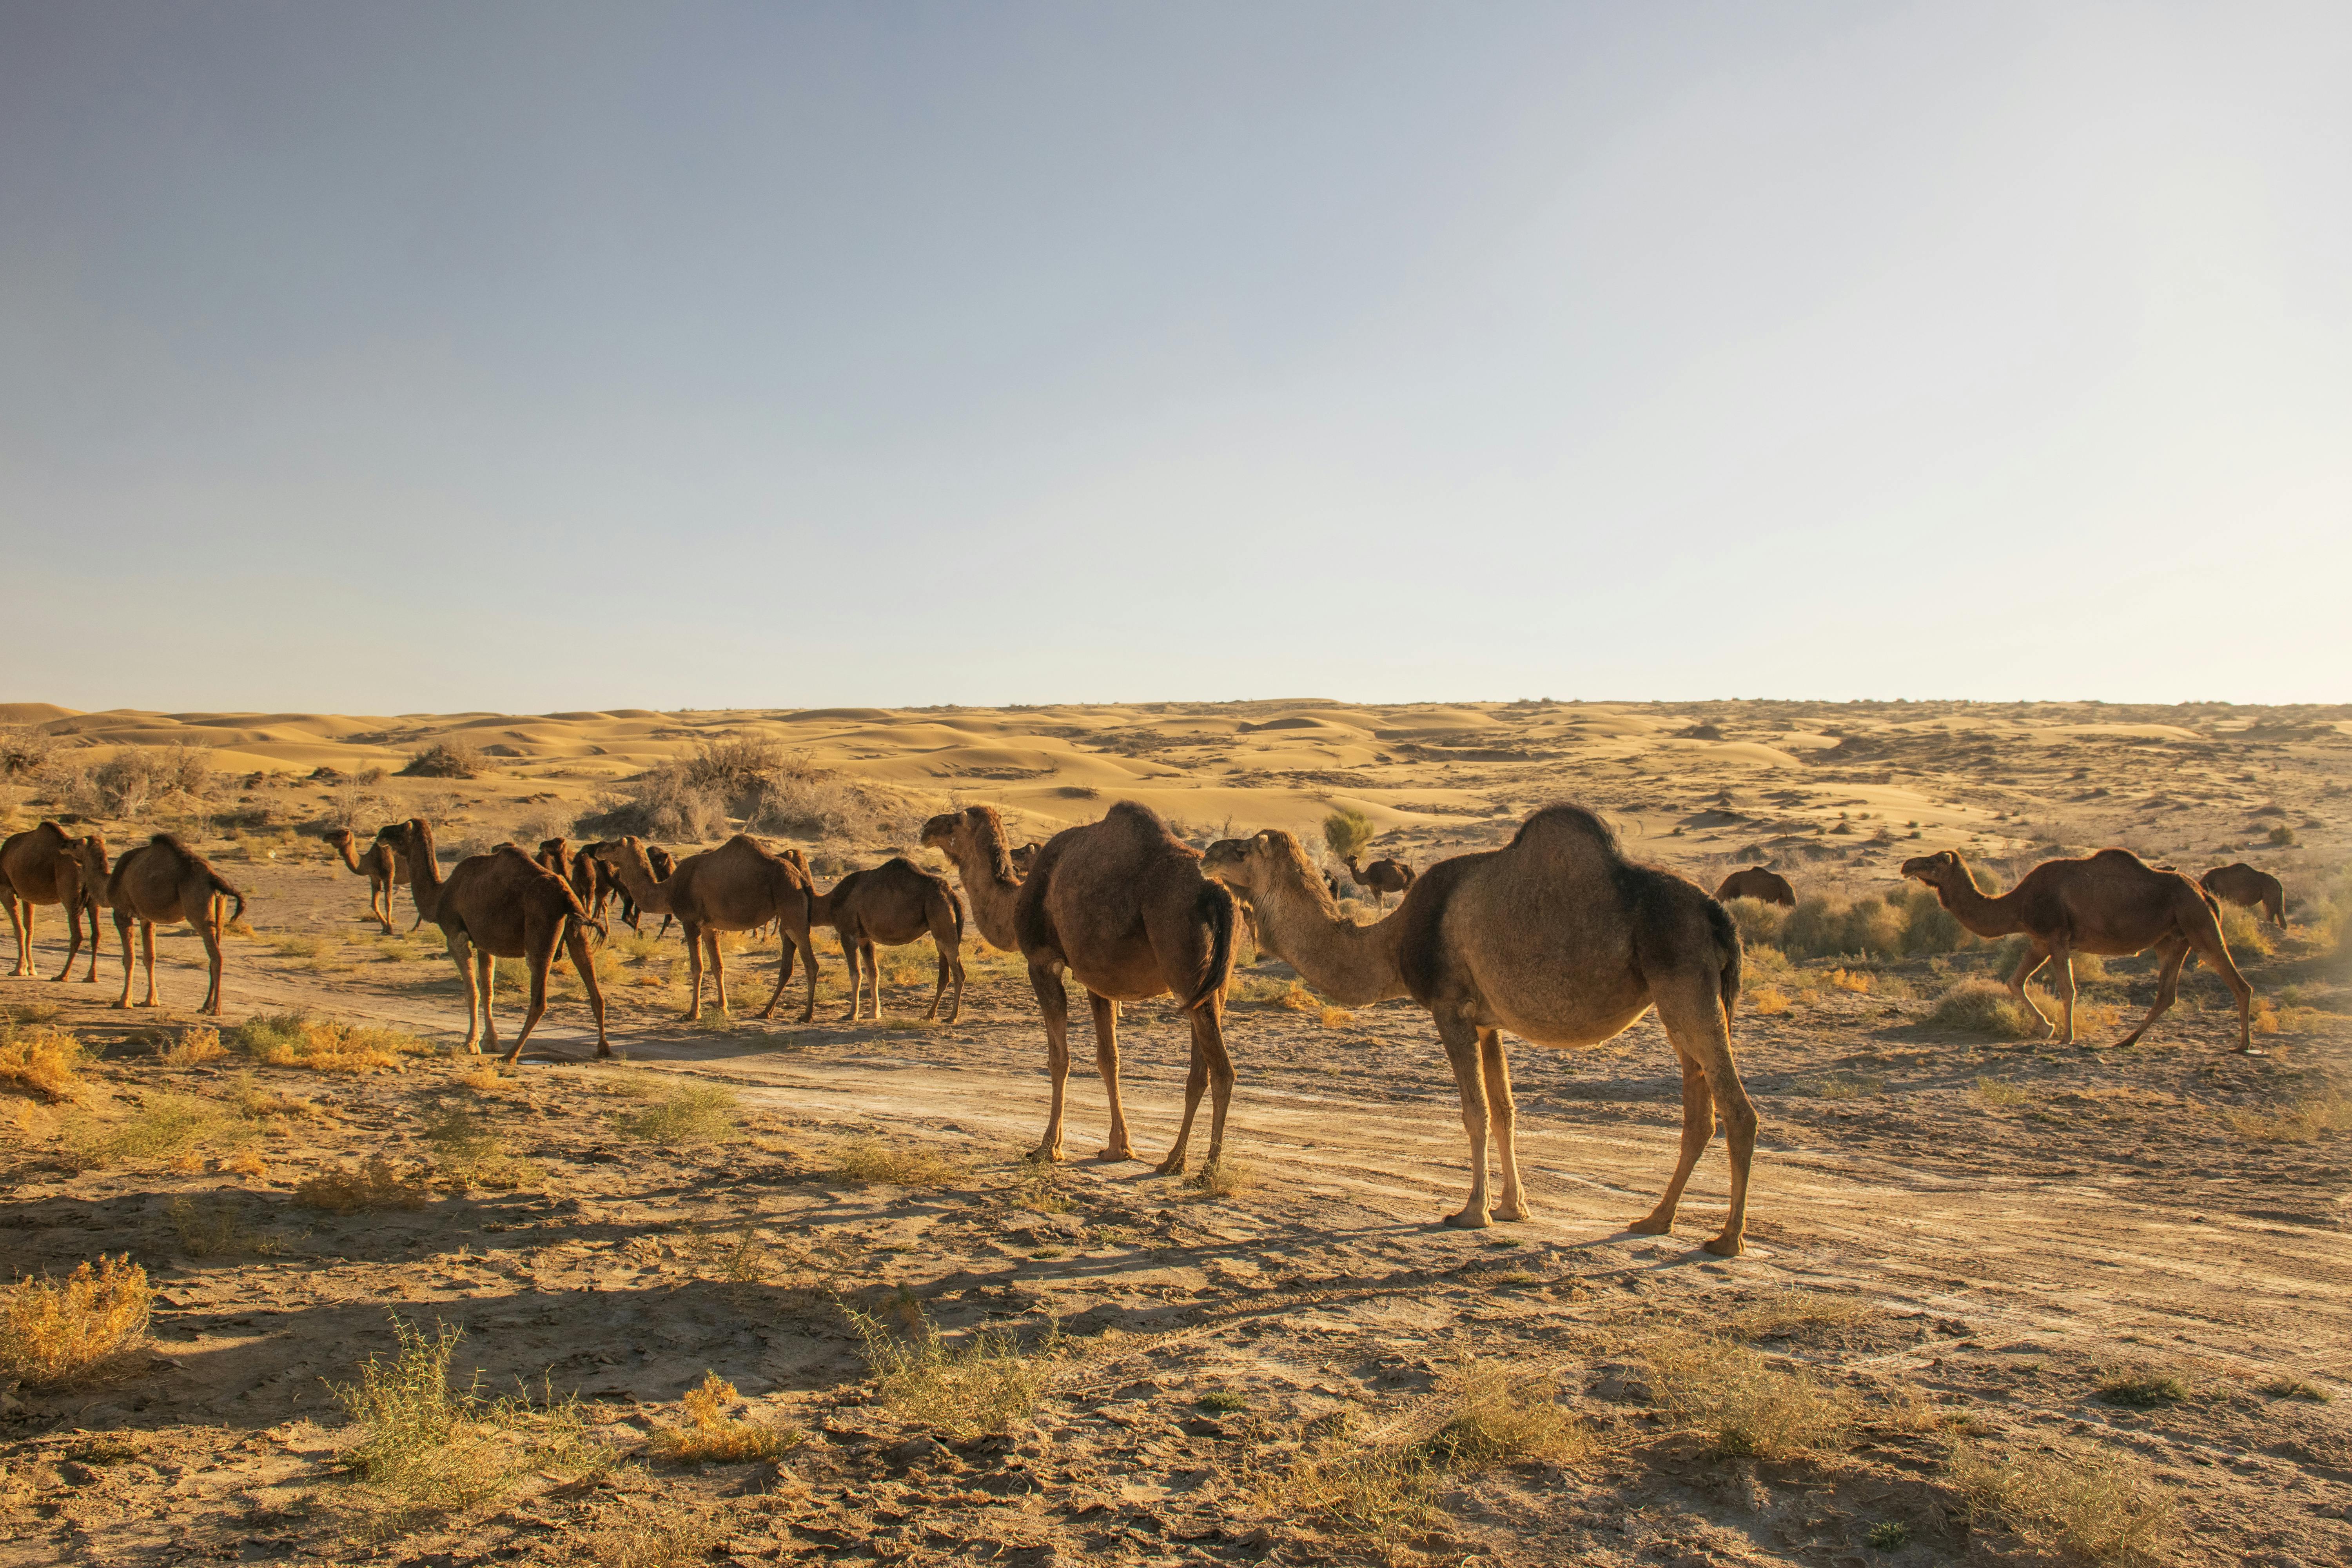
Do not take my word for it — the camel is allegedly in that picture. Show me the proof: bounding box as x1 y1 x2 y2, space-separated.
1714 866 1796 907
107 835 248 1015
2 821 107 980
535 838 608 937
809 858 967 1023
1204 806 1754 1253
588 835 820 1022
376 818 608 1060
2201 862 2286 929
48 833 112 984
922 802 1238 1173
1009 842 1042 877
324 826 410 935
1901 848 2254 1052
1343 852 1417 910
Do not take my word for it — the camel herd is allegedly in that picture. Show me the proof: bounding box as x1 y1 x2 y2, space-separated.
0 797 2297 1255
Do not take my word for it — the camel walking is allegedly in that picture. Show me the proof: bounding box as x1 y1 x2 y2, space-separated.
108 835 247 1015
588 835 820 1022
1902 848 2254 1052
377 819 609 1060
324 826 410 935
1204 806 1755 1254
2201 862 2286 929
923 803 1238 1174
811 857 967 1023
2 821 108 981
1713 866 1795 907
1343 853 1416 910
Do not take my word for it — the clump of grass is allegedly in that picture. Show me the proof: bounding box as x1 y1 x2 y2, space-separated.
1232 975 1319 1011
272 934 329 959
1827 967 1873 994
422 1106 540 1189
224 1011 432 1074
0 1022 87 1103
2096 1365 2190 1408
1974 1076 2032 1107
1644 1333 1855 1458
1416 1359 1591 1468
165 1196 288 1258
0 1255 153 1388
1319 1005 1355 1027
684 1226 780 1285
2255 1375 2332 1403
826 1137 964 1186
399 739 486 779
1197 1388 1249 1413
2226 1087 2352 1142
571 1508 719 1568
2221 905 2275 957
1947 1434 2174 1566
1726 1290 1877 1345
66 1091 249 1170
1187 1154 1255 1198
1866 1520 1911 1549
328 1316 609 1532
1808 1072 1884 1100
1004 1160 1073 1213
1924 978 2039 1039
296 1154 429 1214
609 1082 742 1145
842 1290 1063 1441
230 1071 319 1124
1748 984 1791 1016
156 1025 227 1067
646 1370 798 1463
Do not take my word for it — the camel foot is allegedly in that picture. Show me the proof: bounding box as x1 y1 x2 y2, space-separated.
1028 1144 1067 1166
1443 1207 1492 1230
2231 1045 2267 1056
1491 1201 1534 1223
1625 1212 1674 1236
1702 1232 1745 1258
1097 1144 1138 1163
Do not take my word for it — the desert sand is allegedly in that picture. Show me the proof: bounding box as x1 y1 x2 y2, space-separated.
2 697 2347 1567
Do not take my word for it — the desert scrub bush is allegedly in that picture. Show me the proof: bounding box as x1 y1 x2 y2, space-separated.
1232 975 1318 1011
1187 1154 1254 1198
329 1316 610 1532
844 1290 1063 1440
0 1255 152 1387
230 1071 320 1124
1322 807 1376 860
422 1106 539 1189
2096 1364 2190 1407
646 1370 798 1463
1644 1333 1855 1459
2225 1086 2352 1142
155 1025 227 1067
1418 1358 1591 1468
1004 1160 1073 1213
581 739 916 844
164 1196 289 1258
1777 887 1973 961
1923 978 2039 1039
66 1091 250 1170
224 1011 432 1073
1947 1434 2174 1566
62 742 219 819
296 1154 429 1213
610 1082 742 1145
827 1137 964 1186
398 739 486 779
1722 895 1788 951
1974 1076 2032 1107
0 1021 87 1103
2219 904 2274 958
1747 983 1791 1016
0 723 63 778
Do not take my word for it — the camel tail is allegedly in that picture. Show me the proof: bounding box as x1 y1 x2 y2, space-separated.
946 884 965 941
1706 897 1741 1023
1183 882 1238 1012
208 871 248 926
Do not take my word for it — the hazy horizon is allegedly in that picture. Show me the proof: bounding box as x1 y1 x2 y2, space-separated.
6 2 2348 713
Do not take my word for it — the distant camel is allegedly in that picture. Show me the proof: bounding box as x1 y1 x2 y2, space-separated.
2 821 107 980
2201 863 2285 929
1343 853 1416 910
49 833 112 984
108 834 247 1015
1902 848 2254 1052
923 802 1238 1173
589 835 821 1022
325 826 410 935
1714 867 1796 907
1205 807 1754 1252
811 858 967 1023
377 818 608 1060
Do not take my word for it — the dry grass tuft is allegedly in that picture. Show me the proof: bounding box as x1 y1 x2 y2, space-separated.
1417 1359 1592 1468
2096 1365 2190 1408
1948 1434 2175 1566
1974 1076 2033 1107
225 1011 433 1074
422 1106 540 1189
2226 1087 2352 1143
165 1196 289 1258
1924 978 2040 1039
843 1290 1063 1440
1187 1155 1255 1198
609 1082 742 1145
0 1255 153 1387
1644 1332 1855 1458
1748 984 1791 1016
827 1138 965 1186
1318 1004 1356 1027
1726 1290 1878 1345
296 1154 430 1213
156 1026 226 1067
2255 1375 2332 1403
571 1508 719 1568
2220 905 2274 958
646 1370 799 1463
0 1022 87 1103
66 1091 250 1171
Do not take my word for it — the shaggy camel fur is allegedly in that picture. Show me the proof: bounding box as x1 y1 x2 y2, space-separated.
377 819 608 1060
2 821 107 980
2201 862 2286 929
810 858 967 1023
1343 853 1416 910
1714 866 1796 907
922 802 1238 1173
107 835 247 1015
1205 807 1754 1252
325 826 409 935
1902 848 2254 1051
48 833 111 984
590 835 820 1022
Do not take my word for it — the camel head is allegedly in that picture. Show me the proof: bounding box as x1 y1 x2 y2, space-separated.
1899 849 1976 897
1009 842 1041 877
59 833 110 904
586 835 644 868
375 817 433 863
323 826 354 848
1202 829 1331 908
922 806 1016 880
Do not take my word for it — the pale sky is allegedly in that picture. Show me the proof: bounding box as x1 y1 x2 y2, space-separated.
4 2 2347 713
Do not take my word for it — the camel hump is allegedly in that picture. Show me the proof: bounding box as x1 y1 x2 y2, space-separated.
1102 800 1176 840
2091 847 2151 868
148 831 191 853
1508 803 1624 860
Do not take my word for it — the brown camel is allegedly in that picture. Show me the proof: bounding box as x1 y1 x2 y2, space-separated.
376 818 608 1060
1204 806 1755 1253
1009 841 1042 877
535 838 608 936
1901 848 2254 1051
3 821 109 980
810 858 967 1023
324 826 410 935
2200 862 2286 929
48 833 113 984
588 835 820 1022
107 835 247 1015
1343 852 1417 910
1713 866 1796 907
922 802 1238 1173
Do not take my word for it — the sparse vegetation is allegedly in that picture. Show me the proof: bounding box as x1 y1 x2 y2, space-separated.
399 739 487 779
571 1508 719 1568
646 1370 798 1463
296 1154 429 1213
1947 1434 2175 1566
67 1091 250 1170
1974 1075 2032 1107
224 1011 433 1073
842 1290 1063 1441
1924 977 2040 1038
0 1254 153 1388
422 1106 540 1188
2097 1365 2190 1407
156 1025 227 1067
2256 1375 2332 1402
826 1137 964 1185
1322 807 1376 862
1187 1154 1255 1198
165 1196 289 1258
2225 1086 2352 1142
1644 1332 1855 1458
0 1021 87 1103
1726 1290 1877 1344
580 737 915 843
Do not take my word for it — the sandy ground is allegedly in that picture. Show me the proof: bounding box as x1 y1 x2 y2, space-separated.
2 698 2348 1566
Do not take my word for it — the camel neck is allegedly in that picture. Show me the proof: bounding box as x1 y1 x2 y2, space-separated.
1938 869 2021 937
949 848 1022 950
1252 877 1408 1006
610 844 676 913
405 837 445 921
332 837 365 875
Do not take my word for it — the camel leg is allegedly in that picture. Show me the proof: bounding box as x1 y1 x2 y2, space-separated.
566 920 610 1057
52 899 83 985
112 910 137 1008
707 931 732 1016
679 920 706 1020
1631 1053 1714 1239
2005 944 2056 1039
138 922 160 1007
198 897 226 1016
860 940 880 1022
479 947 503 1054
1650 970 1757 1256
2185 927 2256 1054
1436 1013 1492 1228
2047 943 2077 1046
944 938 965 1025
504 929 559 1064
1479 1029 1532 1222
78 898 100 984
2114 938 2189 1049
925 942 947 1022
835 930 860 1020
10 899 34 978
1089 989 1138 1161
1164 994 1235 1177
1027 961 1074 1163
